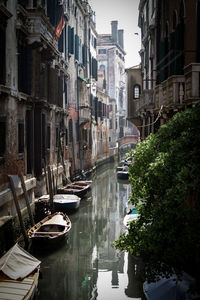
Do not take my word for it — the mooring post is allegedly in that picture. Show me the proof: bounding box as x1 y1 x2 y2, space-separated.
8 175 29 247
47 166 54 212
18 172 35 227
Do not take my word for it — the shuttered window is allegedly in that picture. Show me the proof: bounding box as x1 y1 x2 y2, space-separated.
18 122 24 154
68 26 74 55
82 44 87 66
0 118 6 157
69 119 73 143
92 57 97 81
75 34 79 61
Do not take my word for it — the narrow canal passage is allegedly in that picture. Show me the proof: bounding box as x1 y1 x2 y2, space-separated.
33 163 144 300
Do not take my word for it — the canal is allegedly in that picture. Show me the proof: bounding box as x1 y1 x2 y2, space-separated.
33 163 145 300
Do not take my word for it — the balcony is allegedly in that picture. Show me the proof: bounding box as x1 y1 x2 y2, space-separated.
136 89 154 112
79 104 91 125
154 75 185 109
184 63 200 104
26 9 55 49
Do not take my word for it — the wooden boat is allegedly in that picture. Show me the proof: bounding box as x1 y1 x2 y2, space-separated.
117 170 129 180
28 212 71 244
53 194 81 211
0 243 41 300
57 181 90 198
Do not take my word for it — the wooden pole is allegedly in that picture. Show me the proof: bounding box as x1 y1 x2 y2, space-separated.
18 172 35 227
42 158 49 194
8 175 29 247
51 167 56 195
47 166 54 212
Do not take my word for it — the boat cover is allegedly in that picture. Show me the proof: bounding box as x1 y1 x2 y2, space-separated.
0 243 41 280
144 273 200 300
42 214 68 226
54 194 80 201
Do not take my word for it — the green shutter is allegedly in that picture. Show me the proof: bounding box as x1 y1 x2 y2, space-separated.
75 34 79 61
71 27 74 54
82 44 87 66
68 25 71 54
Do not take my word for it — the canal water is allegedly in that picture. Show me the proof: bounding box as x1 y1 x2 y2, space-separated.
33 163 145 300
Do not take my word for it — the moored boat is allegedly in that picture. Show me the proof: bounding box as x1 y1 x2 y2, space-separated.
117 170 129 180
0 243 41 300
53 194 81 211
28 212 71 245
123 208 139 228
57 182 90 198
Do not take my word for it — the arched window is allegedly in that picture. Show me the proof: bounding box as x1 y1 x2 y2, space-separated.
133 84 140 99
99 64 105 70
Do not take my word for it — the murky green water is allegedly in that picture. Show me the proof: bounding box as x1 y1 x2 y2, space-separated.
33 163 144 300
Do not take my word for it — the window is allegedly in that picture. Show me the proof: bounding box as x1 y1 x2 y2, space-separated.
69 119 73 143
56 127 59 148
18 122 24 154
47 125 51 149
98 49 106 54
65 128 68 146
133 85 140 99
0 118 6 158
100 64 105 70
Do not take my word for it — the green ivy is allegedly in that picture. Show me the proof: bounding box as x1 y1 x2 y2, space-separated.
114 104 200 292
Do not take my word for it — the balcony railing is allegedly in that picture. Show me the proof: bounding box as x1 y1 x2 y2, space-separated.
27 11 54 45
79 105 91 125
184 63 200 102
136 89 154 112
155 75 185 109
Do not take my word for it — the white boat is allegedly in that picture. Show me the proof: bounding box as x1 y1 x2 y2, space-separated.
0 243 41 300
123 208 139 228
143 272 200 300
53 194 81 211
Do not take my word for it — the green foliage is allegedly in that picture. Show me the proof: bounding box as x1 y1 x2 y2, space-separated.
114 105 200 290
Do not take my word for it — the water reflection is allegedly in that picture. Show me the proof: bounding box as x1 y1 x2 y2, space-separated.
33 164 144 300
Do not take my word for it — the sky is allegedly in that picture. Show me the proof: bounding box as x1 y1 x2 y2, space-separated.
89 0 141 68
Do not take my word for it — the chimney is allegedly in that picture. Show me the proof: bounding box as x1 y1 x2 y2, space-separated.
118 29 124 49
111 20 118 43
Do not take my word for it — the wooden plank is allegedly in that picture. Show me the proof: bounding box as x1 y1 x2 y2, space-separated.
0 287 27 295
8 176 29 247
18 172 34 227
0 282 31 290
0 292 23 300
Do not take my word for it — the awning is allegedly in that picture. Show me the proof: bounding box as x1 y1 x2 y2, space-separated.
78 76 89 83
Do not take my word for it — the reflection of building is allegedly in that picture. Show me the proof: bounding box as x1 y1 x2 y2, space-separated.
131 0 200 140
125 253 144 298
97 21 127 148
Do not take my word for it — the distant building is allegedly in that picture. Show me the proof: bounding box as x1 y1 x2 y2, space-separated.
96 21 127 148
126 65 142 136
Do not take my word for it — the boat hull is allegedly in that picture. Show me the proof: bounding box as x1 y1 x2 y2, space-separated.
53 194 80 211
28 212 71 245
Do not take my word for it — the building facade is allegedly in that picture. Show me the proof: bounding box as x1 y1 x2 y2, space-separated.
133 0 200 139
96 21 127 148
0 0 100 247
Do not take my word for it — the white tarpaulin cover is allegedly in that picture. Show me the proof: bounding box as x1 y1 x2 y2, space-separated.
0 243 41 280
42 214 68 226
